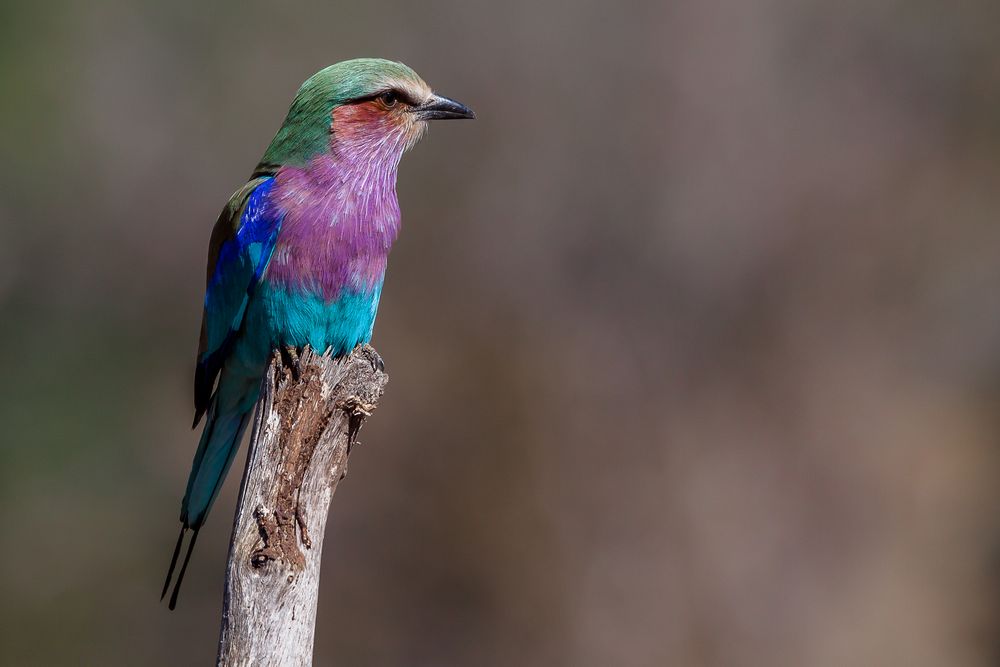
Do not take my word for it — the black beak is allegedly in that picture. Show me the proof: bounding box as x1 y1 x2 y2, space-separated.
413 94 476 120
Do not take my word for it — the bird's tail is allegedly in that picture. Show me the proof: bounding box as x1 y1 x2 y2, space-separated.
162 375 258 609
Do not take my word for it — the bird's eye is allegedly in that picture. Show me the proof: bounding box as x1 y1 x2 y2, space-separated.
379 91 399 107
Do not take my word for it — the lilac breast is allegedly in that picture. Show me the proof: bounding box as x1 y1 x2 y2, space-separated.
265 153 401 301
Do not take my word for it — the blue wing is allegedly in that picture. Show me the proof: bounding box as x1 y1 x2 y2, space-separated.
193 176 281 426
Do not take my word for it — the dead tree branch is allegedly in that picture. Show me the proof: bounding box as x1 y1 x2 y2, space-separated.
216 344 388 667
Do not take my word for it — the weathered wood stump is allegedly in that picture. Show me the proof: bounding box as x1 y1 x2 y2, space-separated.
216 345 387 667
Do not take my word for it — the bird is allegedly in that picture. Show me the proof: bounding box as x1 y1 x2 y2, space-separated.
161 59 474 609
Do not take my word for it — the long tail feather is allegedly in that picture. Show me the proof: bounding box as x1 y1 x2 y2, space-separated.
166 367 260 609
202 411 252 514
182 408 253 528
168 529 199 610
161 525 186 601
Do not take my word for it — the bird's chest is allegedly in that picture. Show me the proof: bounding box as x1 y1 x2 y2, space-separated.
251 276 383 357
266 172 399 298
268 224 388 295
250 164 399 353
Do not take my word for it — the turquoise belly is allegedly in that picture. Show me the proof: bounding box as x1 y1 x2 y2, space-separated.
236 280 383 369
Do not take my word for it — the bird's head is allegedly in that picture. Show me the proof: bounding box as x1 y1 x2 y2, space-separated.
255 59 474 175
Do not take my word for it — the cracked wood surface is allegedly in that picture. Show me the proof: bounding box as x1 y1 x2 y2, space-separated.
216 345 387 667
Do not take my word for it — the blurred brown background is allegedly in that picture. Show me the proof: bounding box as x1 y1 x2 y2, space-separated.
2 0 1000 665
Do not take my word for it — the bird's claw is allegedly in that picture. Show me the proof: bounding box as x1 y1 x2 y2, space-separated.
279 346 302 381
369 349 385 374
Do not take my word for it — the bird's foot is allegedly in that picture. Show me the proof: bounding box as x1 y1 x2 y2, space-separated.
279 346 302 381
363 345 385 374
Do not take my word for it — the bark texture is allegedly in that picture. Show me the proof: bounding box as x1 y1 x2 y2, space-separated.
216 345 387 667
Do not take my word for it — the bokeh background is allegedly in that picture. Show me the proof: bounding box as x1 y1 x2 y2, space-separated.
3 1 1000 665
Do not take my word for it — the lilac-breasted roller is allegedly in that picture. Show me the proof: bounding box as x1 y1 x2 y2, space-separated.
162 59 474 608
